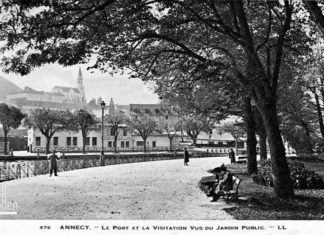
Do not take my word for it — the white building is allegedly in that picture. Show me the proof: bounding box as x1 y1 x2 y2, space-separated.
27 125 185 153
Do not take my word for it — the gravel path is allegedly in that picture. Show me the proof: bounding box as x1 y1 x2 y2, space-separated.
0 157 234 220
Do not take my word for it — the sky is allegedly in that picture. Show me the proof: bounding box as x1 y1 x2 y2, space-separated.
0 63 160 105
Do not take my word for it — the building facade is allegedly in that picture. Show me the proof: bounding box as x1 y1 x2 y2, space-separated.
27 126 185 152
5 67 86 114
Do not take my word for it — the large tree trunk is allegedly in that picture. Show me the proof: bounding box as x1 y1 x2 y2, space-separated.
114 134 118 153
169 137 173 151
46 136 51 154
242 97 257 175
303 0 324 36
259 131 267 161
3 129 8 155
258 100 294 199
143 137 147 152
313 89 324 139
235 138 238 157
82 133 86 154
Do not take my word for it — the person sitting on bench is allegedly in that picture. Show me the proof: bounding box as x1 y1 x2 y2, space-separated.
207 168 234 202
203 164 227 190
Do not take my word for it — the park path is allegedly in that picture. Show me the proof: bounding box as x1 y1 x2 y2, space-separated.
0 157 234 220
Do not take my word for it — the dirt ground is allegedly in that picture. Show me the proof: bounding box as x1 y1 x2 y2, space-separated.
0 157 234 220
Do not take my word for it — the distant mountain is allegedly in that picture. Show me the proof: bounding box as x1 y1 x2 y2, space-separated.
0 75 22 100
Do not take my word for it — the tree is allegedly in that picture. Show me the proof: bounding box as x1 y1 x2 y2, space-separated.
74 109 97 154
157 120 181 151
181 115 212 146
105 112 129 153
221 122 246 157
302 0 324 36
2 0 313 198
130 115 157 152
279 73 317 154
26 108 75 153
0 103 26 154
155 67 260 174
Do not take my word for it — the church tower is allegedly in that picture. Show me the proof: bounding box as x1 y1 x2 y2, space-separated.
77 67 86 104
109 98 115 115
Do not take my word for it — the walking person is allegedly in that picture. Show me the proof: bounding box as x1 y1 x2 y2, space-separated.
184 147 190 166
229 149 235 163
47 149 60 177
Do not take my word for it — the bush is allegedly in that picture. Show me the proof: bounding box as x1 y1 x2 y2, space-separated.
253 159 323 189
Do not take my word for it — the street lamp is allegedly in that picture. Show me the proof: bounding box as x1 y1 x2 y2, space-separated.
101 100 106 155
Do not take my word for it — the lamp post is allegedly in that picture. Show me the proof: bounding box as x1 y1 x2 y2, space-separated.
101 100 106 156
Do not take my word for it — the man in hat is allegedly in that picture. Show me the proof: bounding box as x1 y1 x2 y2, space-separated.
47 149 60 177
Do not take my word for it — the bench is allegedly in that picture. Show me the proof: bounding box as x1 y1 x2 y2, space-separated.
221 176 242 202
236 156 247 164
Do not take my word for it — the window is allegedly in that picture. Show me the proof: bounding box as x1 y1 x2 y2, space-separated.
53 137 58 146
165 116 168 120
92 137 97 146
121 141 125 148
73 137 78 146
123 129 127 136
136 141 144 146
110 128 115 136
66 137 71 146
155 109 159 114
36 137 41 146
85 137 90 145
145 109 149 114
126 141 129 148
152 141 156 148
108 141 112 148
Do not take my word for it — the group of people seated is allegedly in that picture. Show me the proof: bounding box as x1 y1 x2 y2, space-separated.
204 164 234 202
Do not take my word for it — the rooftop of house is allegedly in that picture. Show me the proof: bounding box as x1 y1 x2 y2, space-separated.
130 104 178 116
52 86 80 93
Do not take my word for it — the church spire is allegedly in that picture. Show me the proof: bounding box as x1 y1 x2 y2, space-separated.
76 67 85 105
77 67 83 86
109 98 115 115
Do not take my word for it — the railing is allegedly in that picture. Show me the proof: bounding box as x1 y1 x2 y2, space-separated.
0 151 221 182
32 146 185 153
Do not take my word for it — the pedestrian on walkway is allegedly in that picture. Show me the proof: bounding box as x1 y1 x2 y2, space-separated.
47 150 60 177
229 149 235 163
184 147 190 166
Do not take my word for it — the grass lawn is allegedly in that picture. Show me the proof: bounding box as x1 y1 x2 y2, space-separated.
199 156 324 220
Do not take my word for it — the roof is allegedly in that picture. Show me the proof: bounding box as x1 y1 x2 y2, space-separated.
0 128 28 138
53 86 80 93
20 87 64 96
130 104 178 116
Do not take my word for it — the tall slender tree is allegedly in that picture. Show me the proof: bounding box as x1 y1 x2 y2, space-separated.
26 108 75 153
130 115 157 152
0 103 26 154
74 109 97 154
106 112 129 153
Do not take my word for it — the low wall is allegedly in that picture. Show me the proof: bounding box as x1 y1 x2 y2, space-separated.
0 152 225 182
